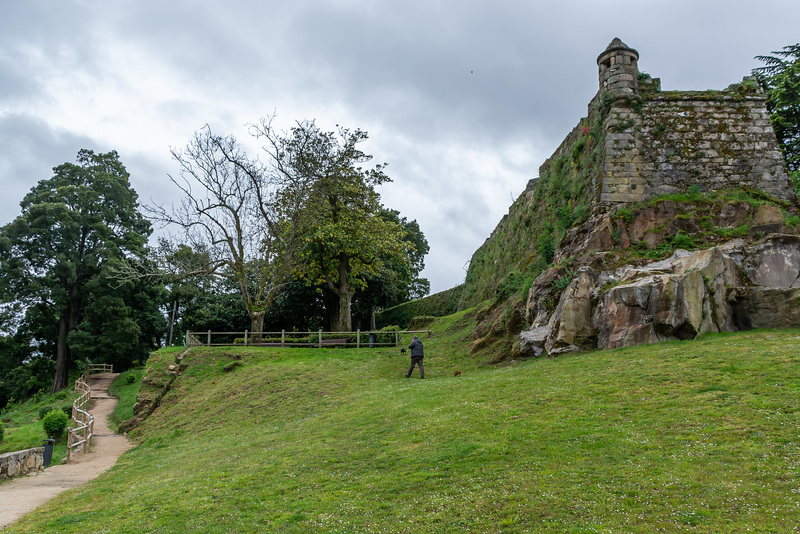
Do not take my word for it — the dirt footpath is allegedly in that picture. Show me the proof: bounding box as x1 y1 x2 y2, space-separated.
0 373 132 529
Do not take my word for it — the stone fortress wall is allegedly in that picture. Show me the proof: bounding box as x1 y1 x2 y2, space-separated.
555 38 794 204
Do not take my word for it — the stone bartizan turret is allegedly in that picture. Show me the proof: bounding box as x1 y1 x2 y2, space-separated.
597 37 640 100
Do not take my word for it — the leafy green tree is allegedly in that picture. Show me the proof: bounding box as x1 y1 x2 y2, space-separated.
155 241 222 345
381 209 430 301
178 276 250 342
280 122 412 332
0 150 154 393
352 209 430 329
67 265 167 370
754 44 800 182
0 332 47 410
262 278 328 332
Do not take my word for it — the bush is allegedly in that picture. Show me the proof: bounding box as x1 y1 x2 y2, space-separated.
42 409 69 437
0 423 4 442
62 404 73 417
38 405 54 421
126 373 137 384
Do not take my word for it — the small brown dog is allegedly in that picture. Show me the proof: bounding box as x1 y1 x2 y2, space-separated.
454 370 461 377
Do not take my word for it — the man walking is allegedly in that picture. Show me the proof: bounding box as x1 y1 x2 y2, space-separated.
405 335 425 379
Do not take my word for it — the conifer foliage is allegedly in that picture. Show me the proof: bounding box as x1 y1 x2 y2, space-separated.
754 44 800 180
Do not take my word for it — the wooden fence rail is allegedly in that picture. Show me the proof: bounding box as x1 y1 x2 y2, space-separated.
67 375 96 463
186 329 431 349
66 362 112 463
85 362 113 375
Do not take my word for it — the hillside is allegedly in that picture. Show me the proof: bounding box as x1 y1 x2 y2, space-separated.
5 318 800 532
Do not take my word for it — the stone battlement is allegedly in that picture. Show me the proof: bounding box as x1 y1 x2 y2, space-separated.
547 38 795 205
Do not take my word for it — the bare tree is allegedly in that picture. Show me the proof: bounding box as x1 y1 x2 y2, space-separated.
148 121 309 338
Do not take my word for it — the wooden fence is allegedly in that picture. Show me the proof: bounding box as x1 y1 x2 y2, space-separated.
85 362 113 375
67 375 95 463
186 329 431 349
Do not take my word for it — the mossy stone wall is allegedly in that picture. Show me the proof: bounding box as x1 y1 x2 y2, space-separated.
635 94 793 201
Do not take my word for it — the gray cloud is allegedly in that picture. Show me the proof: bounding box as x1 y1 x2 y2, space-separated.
0 114 100 219
1 0 799 293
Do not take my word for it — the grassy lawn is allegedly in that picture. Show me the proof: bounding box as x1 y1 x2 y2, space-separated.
0 389 77 467
4 323 800 532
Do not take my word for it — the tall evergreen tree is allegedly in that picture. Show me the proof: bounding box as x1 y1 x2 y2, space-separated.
0 150 155 393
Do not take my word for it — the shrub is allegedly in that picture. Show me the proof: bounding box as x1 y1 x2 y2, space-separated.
42 409 69 437
551 267 576 291
62 404 73 417
537 233 555 264
0 423 4 442
126 373 137 384
671 230 698 249
38 405 54 421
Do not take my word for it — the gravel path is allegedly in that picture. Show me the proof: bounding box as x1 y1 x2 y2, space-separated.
0 373 132 529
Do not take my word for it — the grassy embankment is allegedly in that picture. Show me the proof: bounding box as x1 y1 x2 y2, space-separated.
108 368 146 432
0 390 77 464
4 311 800 533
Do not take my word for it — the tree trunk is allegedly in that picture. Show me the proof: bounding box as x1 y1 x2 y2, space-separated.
328 255 354 332
250 311 266 343
51 286 84 394
51 316 71 394
334 291 353 332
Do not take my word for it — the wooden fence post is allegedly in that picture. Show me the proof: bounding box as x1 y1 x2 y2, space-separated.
244 330 248 347
318 329 322 349
281 330 285 347
357 329 360 349
395 330 398 347
186 330 190 347
82 411 88 454
207 330 211 347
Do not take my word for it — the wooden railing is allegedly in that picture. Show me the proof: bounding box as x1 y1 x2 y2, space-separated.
186 329 431 348
85 363 113 375
67 376 95 463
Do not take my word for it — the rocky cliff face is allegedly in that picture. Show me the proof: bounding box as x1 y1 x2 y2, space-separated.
519 232 800 358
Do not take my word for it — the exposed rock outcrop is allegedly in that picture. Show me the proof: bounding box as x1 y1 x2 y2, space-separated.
545 268 599 354
519 234 800 358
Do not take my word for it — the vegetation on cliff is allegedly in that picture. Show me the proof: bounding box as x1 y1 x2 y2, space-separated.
459 96 611 312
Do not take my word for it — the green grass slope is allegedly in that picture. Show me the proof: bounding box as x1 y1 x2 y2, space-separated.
0 389 77 463
6 321 800 532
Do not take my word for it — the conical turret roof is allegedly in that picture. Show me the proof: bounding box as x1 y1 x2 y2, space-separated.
597 38 639 64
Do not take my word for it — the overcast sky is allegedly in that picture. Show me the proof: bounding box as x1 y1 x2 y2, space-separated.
1 1 798 294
